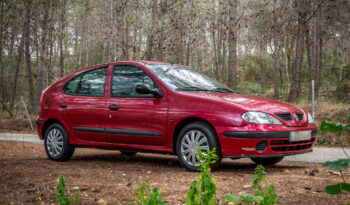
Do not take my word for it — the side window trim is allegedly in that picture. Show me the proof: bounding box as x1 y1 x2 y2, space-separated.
62 67 108 97
110 64 162 98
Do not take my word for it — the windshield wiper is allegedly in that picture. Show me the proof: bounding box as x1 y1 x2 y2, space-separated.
210 88 234 93
176 86 211 92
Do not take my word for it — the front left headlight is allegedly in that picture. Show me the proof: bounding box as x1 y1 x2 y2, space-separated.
242 111 283 125
308 112 314 124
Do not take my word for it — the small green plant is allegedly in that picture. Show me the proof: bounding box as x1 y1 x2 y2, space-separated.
320 116 350 199
186 148 218 205
70 189 82 205
132 179 166 205
225 165 277 205
56 175 82 205
57 176 69 205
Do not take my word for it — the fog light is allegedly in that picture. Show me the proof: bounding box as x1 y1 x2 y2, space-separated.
255 141 268 152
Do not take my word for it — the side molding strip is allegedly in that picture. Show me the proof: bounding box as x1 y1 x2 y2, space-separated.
72 127 161 137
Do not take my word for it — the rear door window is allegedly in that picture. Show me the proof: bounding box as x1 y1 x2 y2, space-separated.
63 67 108 97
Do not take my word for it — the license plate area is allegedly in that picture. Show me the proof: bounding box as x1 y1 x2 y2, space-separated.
289 131 312 142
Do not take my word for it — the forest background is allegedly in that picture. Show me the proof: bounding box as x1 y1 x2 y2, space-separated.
0 0 349 131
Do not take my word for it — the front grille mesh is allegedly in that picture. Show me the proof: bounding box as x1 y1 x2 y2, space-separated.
270 138 315 152
275 113 292 121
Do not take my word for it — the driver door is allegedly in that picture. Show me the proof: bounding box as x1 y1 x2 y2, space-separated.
105 65 168 146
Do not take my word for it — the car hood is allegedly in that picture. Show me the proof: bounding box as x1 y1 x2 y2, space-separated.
190 92 303 113
187 92 310 127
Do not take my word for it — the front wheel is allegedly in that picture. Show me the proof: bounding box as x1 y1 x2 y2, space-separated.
176 122 222 171
251 157 284 166
44 123 75 161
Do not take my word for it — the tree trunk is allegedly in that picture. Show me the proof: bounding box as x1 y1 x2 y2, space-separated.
24 0 35 112
228 0 237 90
288 0 307 102
145 0 157 60
35 0 51 113
0 1 4 104
259 43 266 88
59 0 67 78
10 30 25 110
272 0 280 99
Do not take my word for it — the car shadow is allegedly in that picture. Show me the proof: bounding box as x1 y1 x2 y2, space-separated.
66 151 307 174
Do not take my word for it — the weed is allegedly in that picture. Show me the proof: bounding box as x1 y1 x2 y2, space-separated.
57 176 69 205
225 165 277 205
70 189 82 205
132 179 166 205
186 148 218 205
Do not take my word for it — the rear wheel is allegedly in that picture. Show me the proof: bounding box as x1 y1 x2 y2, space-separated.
176 122 221 171
250 157 284 166
44 123 75 161
121 151 137 156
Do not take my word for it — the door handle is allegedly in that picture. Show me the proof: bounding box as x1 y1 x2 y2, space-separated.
60 103 67 108
109 105 119 110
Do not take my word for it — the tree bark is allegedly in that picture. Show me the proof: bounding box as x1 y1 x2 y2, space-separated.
228 0 237 90
272 0 280 99
145 0 157 60
24 0 35 112
10 29 25 110
35 0 51 112
59 0 67 78
288 0 307 102
259 43 266 88
0 1 4 104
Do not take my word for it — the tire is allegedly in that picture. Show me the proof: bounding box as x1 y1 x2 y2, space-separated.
176 122 222 171
250 157 284 166
44 123 75 161
121 151 137 156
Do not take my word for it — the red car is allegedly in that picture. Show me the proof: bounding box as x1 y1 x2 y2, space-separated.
36 61 317 171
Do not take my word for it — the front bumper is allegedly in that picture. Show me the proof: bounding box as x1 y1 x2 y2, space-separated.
216 123 317 157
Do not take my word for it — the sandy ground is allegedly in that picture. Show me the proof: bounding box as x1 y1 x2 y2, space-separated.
0 142 349 205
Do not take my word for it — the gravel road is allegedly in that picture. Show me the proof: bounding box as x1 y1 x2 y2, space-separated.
1 132 349 163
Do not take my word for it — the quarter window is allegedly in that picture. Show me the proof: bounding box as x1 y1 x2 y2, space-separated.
111 65 156 97
63 67 108 97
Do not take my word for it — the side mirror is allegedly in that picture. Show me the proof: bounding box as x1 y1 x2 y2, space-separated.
135 84 163 98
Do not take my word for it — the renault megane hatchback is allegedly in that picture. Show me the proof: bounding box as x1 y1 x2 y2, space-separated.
36 61 317 171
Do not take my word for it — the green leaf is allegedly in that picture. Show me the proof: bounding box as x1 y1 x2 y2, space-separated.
226 194 238 202
326 183 342 195
323 159 350 170
341 183 350 192
251 195 264 202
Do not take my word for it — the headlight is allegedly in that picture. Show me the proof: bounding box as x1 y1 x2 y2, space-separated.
242 112 282 125
308 112 314 124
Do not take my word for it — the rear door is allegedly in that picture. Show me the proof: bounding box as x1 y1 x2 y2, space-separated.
105 64 168 146
59 66 109 142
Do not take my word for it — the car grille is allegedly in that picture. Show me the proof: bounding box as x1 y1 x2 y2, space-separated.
270 138 315 152
275 113 292 121
296 113 304 121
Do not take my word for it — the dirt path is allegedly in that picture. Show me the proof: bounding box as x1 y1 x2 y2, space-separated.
0 142 349 204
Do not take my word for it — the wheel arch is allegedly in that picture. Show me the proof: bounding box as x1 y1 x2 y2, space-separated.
42 118 64 138
172 117 221 155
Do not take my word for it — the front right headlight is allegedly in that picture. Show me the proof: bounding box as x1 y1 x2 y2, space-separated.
242 111 283 125
308 112 314 124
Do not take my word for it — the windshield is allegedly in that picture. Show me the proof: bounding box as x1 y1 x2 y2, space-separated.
146 64 234 93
